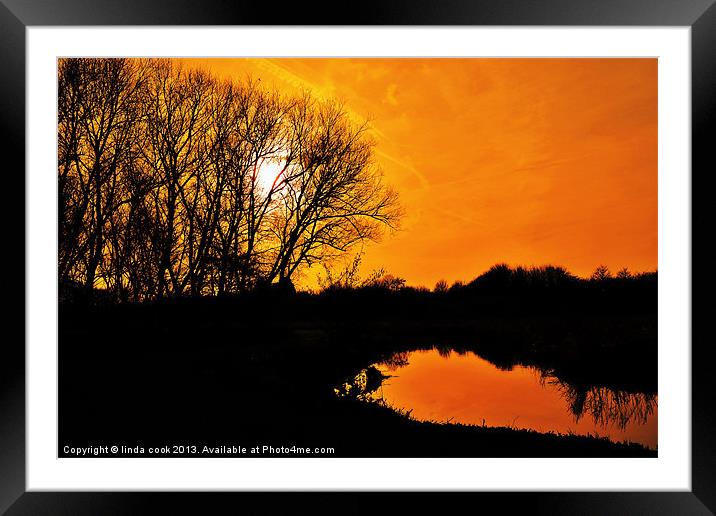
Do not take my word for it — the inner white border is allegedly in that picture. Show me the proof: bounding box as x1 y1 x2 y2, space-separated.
27 27 691 491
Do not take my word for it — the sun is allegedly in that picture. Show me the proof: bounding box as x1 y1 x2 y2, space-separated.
256 157 286 192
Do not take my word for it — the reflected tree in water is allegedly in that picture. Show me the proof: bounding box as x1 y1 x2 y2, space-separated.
541 374 657 430
378 351 410 371
435 344 453 359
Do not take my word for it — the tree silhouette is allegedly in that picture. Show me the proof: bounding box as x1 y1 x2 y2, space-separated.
265 98 401 285
58 58 147 298
58 58 401 301
591 265 612 281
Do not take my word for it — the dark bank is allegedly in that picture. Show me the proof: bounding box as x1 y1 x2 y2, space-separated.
59 266 657 458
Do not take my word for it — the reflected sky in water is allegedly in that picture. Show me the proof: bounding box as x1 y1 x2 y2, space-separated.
337 349 657 449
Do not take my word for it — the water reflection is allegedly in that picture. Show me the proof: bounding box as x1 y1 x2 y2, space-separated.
547 379 657 431
336 348 657 449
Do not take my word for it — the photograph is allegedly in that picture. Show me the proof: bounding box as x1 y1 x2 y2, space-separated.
57 56 659 459
1 0 709 508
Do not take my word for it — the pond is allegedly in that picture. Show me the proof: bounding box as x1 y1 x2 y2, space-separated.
336 348 657 449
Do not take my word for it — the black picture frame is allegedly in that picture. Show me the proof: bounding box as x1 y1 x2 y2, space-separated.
1 1 712 514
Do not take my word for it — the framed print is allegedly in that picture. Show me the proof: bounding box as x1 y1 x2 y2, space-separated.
1 0 713 514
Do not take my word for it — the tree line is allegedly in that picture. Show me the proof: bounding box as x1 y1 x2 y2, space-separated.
58 58 401 301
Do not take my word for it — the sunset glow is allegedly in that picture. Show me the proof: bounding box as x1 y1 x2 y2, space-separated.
182 58 658 288
255 157 285 193
58 57 660 461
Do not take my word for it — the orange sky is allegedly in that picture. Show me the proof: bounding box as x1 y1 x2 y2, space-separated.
182 58 657 288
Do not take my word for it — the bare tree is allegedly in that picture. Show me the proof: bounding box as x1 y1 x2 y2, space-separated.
267 98 401 285
58 58 145 297
138 60 215 297
58 59 401 301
